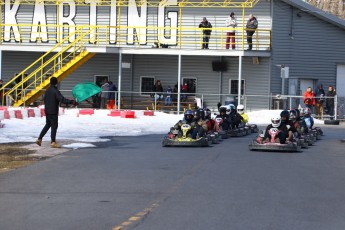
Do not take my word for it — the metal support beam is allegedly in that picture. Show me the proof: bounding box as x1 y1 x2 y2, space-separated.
238 55 243 106
177 54 182 114
118 50 122 110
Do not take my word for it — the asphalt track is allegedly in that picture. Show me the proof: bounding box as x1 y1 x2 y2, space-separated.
0 125 345 230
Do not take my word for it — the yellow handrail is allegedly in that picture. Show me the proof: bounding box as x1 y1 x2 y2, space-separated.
0 0 259 7
0 24 271 50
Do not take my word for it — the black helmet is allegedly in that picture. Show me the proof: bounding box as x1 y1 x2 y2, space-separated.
194 108 205 120
290 109 298 121
205 108 211 119
295 109 300 119
280 110 290 123
219 107 227 114
184 109 194 122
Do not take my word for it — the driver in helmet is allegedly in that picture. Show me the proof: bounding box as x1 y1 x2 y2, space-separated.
215 106 231 131
192 108 208 138
290 109 306 137
237 104 248 125
173 109 196 138
204 108 216 133
228 104 243 129
257 116 288 144
280 110 297 142
303 107 314 129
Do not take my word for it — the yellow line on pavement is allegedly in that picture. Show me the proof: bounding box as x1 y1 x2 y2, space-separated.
112 203 160 230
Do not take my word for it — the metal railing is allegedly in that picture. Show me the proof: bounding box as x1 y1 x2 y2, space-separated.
0 0 259 7
0 24 271 51
1 89 343 121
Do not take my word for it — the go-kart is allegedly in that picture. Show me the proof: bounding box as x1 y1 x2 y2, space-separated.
228 126 247 137
206 132 221 144
313 127 323 140
249 124 259 133
162 124 209 147
249 128 301 152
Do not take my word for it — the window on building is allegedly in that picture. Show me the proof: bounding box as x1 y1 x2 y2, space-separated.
229 79 245 95
95 75 109 87
14 73 28 87
140 76 155 95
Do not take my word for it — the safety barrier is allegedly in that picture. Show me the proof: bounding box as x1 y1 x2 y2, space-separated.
0 107 64 120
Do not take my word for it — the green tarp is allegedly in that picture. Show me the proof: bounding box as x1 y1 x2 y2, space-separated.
72 82 101 102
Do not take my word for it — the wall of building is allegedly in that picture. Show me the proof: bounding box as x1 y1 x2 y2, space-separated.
271 0 345 96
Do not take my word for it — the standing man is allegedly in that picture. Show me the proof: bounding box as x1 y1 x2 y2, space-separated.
36 77 77 148
314 84 325 119
326 85 336 120
303 87 315 113
199 17 212 49
225 12 237 50
246 14 258 50
107 81 118 109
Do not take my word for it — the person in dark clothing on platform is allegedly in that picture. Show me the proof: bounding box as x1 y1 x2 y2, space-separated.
199 17 212 49
246 13 258 50
36 77 77 148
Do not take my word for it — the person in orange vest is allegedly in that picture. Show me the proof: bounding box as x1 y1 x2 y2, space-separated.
303 87 315 113
107 81 117 109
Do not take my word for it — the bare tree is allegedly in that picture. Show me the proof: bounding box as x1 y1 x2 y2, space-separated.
306 0 345 20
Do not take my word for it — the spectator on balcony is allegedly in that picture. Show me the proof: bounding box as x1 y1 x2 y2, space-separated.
225 12 237 50
181 82 188 102
246 14 258 50
172 83 178 104
199 17 212 49
165 86 173 106
152 80 164 101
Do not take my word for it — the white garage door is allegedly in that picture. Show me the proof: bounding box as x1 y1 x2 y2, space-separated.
336 64 345 97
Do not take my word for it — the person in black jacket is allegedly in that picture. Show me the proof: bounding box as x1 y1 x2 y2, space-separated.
245 14 258 50
199 17 212 49
36 77 77 148
326 85 336 120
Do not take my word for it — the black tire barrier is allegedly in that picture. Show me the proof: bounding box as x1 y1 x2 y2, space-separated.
324 120 340 125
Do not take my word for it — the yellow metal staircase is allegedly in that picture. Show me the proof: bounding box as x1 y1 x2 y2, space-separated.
0 27 96 107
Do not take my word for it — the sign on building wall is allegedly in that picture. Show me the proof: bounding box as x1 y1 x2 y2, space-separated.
2 0 178 45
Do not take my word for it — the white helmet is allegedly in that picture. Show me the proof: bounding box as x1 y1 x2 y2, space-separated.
237 104 245 114
271 116 281 128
